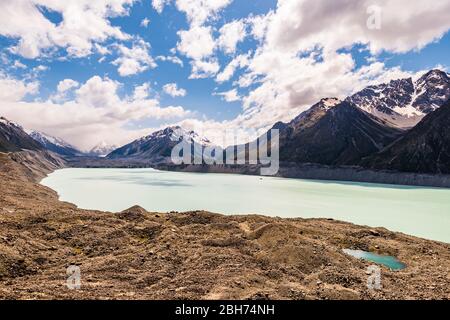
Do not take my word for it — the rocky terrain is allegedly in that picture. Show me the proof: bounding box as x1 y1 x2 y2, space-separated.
0 152 449 300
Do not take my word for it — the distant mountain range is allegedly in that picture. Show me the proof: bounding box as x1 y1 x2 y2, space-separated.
1 69 450 176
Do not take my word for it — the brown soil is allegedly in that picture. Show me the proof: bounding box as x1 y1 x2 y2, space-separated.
0 152 449 300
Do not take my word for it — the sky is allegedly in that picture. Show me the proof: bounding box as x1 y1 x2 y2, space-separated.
0 0 449 151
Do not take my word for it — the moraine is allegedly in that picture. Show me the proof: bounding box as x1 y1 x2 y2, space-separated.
41 168 450 243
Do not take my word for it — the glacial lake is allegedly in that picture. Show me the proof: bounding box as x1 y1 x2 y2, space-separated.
41 168 450 243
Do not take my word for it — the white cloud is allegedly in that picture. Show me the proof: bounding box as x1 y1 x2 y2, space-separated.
13 60 26 69
163 83 187 97
177 26 216 60
216 53 250 83
246 13 273 41
152 0 170 13
0 0 133 59
133 82 151 100
50 78 80 101
57 79 80 93
215 88 240 102
217 20 247 54
263 0 450 55
177 25 220 78
156 55 184 67
189 59 220 79
141 18 150 28
112 40 157 76
0 75 39 102
175 0 233 26
0 75 191 150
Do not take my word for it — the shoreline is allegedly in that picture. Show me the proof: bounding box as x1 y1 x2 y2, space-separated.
66 157 450 188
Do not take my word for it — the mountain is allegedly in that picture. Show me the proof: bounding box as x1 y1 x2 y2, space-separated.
0 117 43 152
276 99 404 165
362 98 450 174
28 130 83 157
347 69 450 128
88 142 118 157
107 126 212 163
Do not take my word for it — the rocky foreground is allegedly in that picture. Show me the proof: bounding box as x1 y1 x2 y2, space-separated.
0 152 449 300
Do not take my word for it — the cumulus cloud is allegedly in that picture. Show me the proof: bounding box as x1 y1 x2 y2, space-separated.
156 55 184 67
50 79 80 102
177 26 216 60
0 0 133 58
175 0 233 26
57 79 80 93
163 83 187 97
0 75 39 102
263 0 450 54
112 40 157 76
217 20 247 54
0 75 190 150
216 53 251 83
189 59 220 79
140 18 150 28
152 0 170 13
133 82 151 100
215 88 241 102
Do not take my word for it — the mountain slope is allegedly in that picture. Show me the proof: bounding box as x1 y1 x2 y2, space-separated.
28 130 83 157
277 100 404 165
362 99 450 174
107 126 212 163
347 69 450 128
0 117 43 152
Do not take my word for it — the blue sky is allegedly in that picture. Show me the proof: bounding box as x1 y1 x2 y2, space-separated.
0 0 449 149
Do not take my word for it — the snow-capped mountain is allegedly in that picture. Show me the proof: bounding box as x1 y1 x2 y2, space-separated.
28 130 82 157
107 126 212 162
0 117 43 152
347 69 450 128
89 141 118 157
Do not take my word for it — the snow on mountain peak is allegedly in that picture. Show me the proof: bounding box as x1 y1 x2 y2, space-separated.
346 69 450 128
89 142 118 157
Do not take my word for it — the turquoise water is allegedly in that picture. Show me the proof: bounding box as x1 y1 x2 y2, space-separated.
343 249 406 270
41 168 450 243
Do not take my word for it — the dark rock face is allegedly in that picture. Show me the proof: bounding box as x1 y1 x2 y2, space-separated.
413 70 450 113
277 100 404 165
28 131 82 157
347 70 450 128
0 117 43 152
362 99 450 174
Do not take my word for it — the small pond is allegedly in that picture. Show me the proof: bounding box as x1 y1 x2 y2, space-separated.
343 249 406 270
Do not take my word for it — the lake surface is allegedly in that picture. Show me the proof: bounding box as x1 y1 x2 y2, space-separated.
342 249 406 270
41 168 450 243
